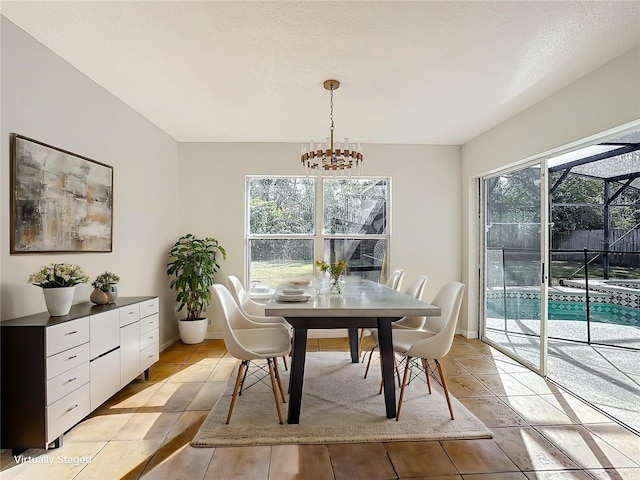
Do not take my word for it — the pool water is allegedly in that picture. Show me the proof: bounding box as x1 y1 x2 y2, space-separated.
486 298 640 328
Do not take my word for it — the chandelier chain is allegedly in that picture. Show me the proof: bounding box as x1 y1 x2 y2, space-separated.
329 85 334 134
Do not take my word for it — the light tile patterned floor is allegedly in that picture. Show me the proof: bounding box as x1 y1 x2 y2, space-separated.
1 336 638 479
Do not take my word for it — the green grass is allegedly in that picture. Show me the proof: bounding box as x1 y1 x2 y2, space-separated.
251 261 313 288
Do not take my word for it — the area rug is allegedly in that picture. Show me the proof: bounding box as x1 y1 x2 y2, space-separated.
192 352 493 447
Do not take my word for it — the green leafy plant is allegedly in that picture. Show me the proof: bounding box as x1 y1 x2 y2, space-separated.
167 234 227 320
28 263 89 288
91 271 120 292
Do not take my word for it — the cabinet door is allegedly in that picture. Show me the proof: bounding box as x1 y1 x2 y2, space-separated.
90 349 120 410
120 322 140 386
90 310 120 360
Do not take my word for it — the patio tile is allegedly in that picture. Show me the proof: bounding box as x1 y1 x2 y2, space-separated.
457 397 528 428
474 373 536 396
445 375 495 398
584 423 640 465
498 396 577 425
538 393 612 425
523 471 594 479
535 425 638 469
491 426 579 471
455 357 501 375
441 438 519 474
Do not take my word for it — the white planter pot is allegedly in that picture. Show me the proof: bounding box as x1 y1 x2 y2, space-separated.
42 286 75 316
178 318 208 344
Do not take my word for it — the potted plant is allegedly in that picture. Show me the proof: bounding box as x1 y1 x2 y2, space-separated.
167 234 227 344
28 263 89 316
90 271 120 305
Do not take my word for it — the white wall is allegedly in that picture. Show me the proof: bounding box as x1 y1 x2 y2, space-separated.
0 18 181 346
178 142 462 335
460 46 640 337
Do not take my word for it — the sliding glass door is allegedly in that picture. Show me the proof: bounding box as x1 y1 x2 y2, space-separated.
481 163 548 374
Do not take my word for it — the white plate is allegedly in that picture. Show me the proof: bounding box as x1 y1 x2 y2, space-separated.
282 289 305 295
276 294 311 303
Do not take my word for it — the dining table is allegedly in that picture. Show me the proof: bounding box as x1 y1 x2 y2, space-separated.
264 278 441 424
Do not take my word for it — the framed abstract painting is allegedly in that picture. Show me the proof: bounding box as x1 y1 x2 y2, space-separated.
10 134 113 253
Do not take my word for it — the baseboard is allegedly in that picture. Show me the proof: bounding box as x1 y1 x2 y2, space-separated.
160 335 181 351
456 328 478 339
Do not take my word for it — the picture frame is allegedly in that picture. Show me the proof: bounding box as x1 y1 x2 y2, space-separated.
10 134 113 253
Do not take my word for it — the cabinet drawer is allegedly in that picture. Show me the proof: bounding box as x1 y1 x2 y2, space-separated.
46 318 90 357
90 310 120 360
47 343 90 380
47 362 90 406
47 383 90 445
140 327 159 350
119 304 140 327
139 313 159 335
140 298 159 318
140 342 159 371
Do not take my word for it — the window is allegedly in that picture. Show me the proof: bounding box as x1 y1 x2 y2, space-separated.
247 177 390 291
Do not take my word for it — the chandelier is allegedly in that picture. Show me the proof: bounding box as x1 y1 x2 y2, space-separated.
301 79 364 175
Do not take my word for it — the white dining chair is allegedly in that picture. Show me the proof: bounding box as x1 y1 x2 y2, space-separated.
363 275 429 378
359 268 406 358
226 275 290 370
211 284 291 424
386 269 405 291
227 275 268 317
391 282 465 421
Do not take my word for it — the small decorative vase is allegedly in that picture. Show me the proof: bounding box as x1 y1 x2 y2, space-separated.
106 283 118 304
330 275 346 294
43 286 75 316
90 288 109 305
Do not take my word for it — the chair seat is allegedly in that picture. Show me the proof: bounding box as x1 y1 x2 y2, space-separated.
391 329 436 355
234 327 291 359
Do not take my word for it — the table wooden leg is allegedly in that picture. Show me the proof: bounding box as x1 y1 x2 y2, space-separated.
348 328 359 363
377 318 397 419
287 327 308 424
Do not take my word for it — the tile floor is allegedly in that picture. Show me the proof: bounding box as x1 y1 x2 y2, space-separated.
1 335 638 479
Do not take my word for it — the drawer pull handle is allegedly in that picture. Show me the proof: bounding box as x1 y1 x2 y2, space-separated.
65 331 78 335
68 377 77 383
148 355 154 358
68 355 77 360
66 404 78 413
148 336 154 339
128 312 134 315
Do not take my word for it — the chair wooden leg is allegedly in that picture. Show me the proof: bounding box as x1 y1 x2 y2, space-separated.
435 359 454 420
358 329 365 359
421 358 432 394
226 361 247 424
396 356 411 421
267 358 284 424
363 346 377 379
281 355 288 371
273 356 287 403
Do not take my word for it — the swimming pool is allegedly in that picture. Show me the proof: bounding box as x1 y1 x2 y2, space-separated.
485 296 640 328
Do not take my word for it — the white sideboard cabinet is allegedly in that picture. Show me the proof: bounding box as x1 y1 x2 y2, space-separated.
1 297 159 453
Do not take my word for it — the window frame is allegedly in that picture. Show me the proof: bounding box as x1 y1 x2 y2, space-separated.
245 175 391 291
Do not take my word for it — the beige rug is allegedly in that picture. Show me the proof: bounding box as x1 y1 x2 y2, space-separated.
192 352 492 447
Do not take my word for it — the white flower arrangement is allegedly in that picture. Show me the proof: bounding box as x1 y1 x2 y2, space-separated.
28 263 89 288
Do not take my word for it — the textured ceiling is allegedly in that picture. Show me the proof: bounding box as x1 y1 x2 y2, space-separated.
1 1 639 145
